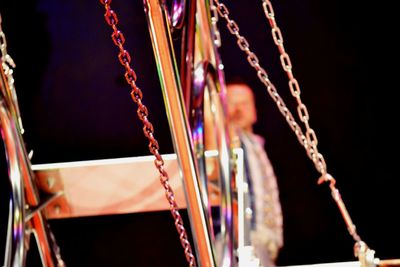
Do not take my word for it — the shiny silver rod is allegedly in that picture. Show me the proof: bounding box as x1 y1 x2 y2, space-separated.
143 1 216 266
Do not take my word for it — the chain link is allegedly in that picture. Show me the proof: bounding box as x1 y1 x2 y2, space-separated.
46 223 66 267
213 0 325 174
0 13 24 134
210 1 222 47
0 13 16 68
260 0 326 174
213 0 366 247
0 13 7 58
98 1 196 266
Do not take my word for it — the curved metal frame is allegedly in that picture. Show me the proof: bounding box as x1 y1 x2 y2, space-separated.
1 59 63 267
2 1 238 266
0 102 26 267
169 0 186 32
191 61 234 266
2 2 400 267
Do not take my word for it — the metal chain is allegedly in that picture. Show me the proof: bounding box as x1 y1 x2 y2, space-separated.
259 0 365 244
210 1 222 47
212 0 364 247
0 13 24 134
260 0 326 175
0 13 9 59
98 1 196 266
212 0 325 175
0 13 16 74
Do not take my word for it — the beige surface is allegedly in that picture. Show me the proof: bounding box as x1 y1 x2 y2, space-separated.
33 154 187 218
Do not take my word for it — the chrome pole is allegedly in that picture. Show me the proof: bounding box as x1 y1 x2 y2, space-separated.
143 1 216 266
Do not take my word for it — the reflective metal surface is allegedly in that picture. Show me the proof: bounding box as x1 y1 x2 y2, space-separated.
143 0 236 265
0 101 26 267
191 62 234 267
1 48 64 267
143 0 216 266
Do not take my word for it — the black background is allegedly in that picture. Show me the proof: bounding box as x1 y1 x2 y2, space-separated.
0 0 398 266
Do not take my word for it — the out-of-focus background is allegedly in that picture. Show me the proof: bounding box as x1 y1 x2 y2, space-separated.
0 0 398 266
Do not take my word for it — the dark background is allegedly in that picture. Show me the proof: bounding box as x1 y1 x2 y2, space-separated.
0 0 398 266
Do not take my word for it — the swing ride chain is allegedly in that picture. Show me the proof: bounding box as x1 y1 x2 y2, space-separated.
261 0 325 174
261 0 364 243
0 13 25 134
0 13 15 67
212 0 326 175
212 0 364 245
98 1 196 266
210 0 222 47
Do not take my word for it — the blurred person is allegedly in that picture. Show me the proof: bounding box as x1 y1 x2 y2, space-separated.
227 82 283 266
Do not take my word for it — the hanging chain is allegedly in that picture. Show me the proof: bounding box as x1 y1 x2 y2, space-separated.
98 1 196 266
210 1 222 47
259 0 365 243
212 0 365 247
212 0 325 175
0 13 24 134
260 0 326 176
0 13 15 67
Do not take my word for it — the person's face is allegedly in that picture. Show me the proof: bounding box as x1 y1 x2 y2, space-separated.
226 84 257 132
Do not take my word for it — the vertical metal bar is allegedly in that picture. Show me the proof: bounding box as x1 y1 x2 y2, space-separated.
179 0 196 113
143 1 216 266
235 148 244 252
195 2 235 266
